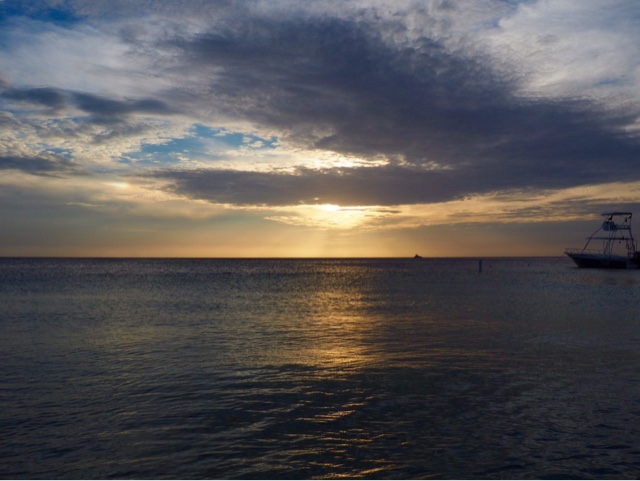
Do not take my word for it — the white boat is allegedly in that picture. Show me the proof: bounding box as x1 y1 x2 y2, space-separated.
565 212 640 269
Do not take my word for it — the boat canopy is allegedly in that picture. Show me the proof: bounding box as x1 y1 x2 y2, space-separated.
601 212 632 216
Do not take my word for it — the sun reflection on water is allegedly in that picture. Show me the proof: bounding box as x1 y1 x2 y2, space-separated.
12 259 630 479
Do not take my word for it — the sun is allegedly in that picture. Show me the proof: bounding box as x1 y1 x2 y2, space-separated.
265 204 389 231
318 204 342 212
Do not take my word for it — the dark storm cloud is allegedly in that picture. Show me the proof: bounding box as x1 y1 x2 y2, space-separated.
143 163 537 207
1 87 66 109
148 122 640 205
71 92 175 123
148 166 440 206
143 9 640 206
170 13 634 165
0 153 78 175
2 86 175 122
175 16 483 158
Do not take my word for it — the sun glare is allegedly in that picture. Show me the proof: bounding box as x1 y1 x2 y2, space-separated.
319 204 342 212
104 182 129 190
265 204 389 230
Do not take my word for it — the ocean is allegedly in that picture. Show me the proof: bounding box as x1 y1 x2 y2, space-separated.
2 257 640 479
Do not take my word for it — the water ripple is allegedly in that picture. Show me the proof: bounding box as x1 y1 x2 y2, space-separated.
3 258 640 478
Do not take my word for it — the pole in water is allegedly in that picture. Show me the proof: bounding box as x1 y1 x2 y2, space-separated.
479 259 483 272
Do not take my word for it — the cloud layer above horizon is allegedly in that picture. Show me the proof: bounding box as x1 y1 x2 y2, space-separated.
2 0 640 255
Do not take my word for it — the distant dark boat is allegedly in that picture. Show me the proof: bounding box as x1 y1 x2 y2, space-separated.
565 212 640 269
413 254 422 259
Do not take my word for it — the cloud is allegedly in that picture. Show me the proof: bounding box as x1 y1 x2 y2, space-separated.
70 92 176 122
3 0 640 209
146 152 640 207
148 165 451 206
0 83 188 169
0 153 78 175
131 1 640 206
484 1 640 105
1 87 66 109
261 180 640 232
162 10 507 158
2 85 175 119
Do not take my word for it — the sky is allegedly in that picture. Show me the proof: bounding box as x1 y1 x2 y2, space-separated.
2 0 640 257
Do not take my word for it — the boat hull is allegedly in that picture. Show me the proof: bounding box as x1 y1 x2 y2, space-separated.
566 252 633 269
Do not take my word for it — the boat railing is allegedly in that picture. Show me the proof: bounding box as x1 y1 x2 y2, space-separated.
564 247 631 257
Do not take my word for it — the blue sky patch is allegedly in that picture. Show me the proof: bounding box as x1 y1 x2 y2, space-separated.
0 2 81 25
123 124 278 166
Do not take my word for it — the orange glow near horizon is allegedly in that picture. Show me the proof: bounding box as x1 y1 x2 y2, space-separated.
4 171 640 258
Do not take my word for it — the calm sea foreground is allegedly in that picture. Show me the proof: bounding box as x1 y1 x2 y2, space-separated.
2 257 640 479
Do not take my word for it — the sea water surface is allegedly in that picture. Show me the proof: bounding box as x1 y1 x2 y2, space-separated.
2 257 640 479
